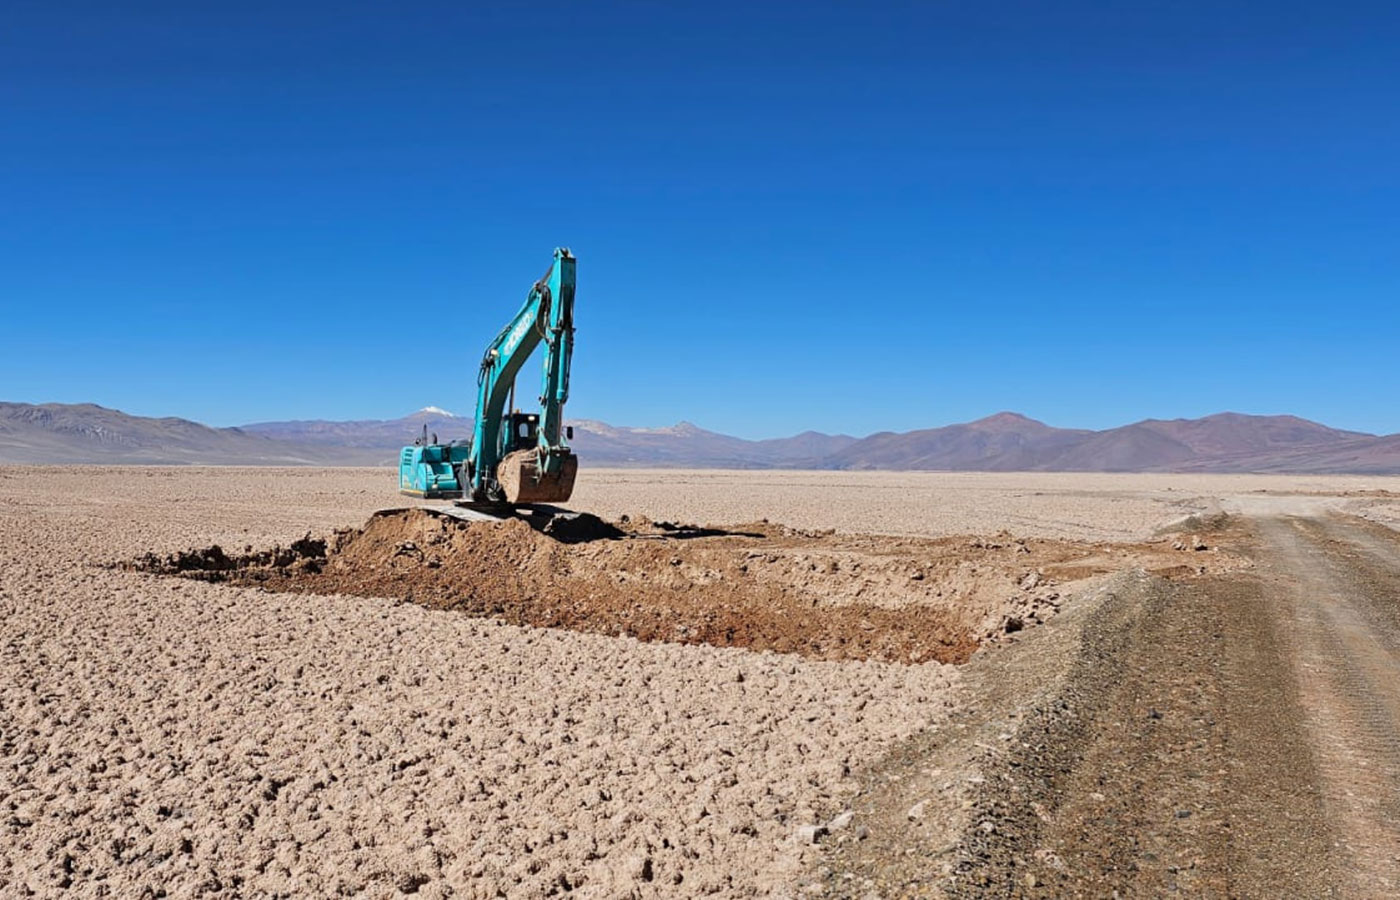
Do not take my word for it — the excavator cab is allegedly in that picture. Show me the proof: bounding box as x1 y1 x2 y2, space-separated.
506 413 572 448
494 411 578 504
504 412 539 454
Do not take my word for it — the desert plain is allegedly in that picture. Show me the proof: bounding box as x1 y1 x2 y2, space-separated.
4 466 1400 897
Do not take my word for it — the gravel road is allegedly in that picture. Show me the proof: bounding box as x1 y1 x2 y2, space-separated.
1255 514 1400 895
816 509 1400 897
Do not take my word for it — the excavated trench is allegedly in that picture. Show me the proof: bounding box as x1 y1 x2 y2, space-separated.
125 509 1235 665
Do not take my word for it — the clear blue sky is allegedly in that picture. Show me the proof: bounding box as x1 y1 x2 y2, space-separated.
2 1 1396 438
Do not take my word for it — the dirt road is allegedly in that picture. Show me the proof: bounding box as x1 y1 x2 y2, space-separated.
1258 515 1400 895
817 512 1400 897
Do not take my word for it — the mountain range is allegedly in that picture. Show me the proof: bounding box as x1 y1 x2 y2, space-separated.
3 402 1399 474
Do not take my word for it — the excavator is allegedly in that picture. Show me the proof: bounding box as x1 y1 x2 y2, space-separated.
398 248 579 506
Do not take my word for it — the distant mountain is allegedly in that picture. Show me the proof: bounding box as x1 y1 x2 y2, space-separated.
0 402 369 465
828 411 1383 473
243 407 471 451
1169 432 1400 475
568 420 858 467
2 402 1398 473
1025 413 1370 472
1135 412 1370 458
753 430 862 464
248 412 857 468
823 412 1091 471
1042 421 1198 471
0 403 856 468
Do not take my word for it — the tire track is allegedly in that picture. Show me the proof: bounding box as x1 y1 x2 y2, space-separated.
1256 516 1400 896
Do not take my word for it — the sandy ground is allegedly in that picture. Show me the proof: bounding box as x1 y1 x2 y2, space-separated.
3 466 1399 897
571 469 1400 542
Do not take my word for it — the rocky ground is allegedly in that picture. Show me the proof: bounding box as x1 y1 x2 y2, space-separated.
2 467 1398 897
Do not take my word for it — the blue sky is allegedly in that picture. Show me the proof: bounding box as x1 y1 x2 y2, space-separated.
2 1 1396 438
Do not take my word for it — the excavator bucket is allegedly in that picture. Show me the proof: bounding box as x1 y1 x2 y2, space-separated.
497 448 578 505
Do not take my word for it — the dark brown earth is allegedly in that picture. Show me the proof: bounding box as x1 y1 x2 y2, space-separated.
129 508 1236 666
811 512 1400 897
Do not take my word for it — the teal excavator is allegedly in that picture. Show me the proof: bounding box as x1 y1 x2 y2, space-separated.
398 248 579 505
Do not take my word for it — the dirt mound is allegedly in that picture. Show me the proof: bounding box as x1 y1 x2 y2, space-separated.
125 532 327 578
534 509 625 543
253 511 982 664
134 509 1242 665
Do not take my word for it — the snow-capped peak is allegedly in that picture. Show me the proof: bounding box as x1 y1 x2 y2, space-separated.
417 406 456 417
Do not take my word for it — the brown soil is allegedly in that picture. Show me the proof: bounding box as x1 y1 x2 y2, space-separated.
129 508 1243 666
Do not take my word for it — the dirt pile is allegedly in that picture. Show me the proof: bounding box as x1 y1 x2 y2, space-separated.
125 533 327 578
136 509 1242 665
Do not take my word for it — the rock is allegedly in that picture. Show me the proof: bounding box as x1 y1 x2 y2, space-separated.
827 811 855 832
979 820 996 834
1020 571 1041 590
628 855 654 882
795 824 828 844
906 801 927 821
394 872 429 893
854 825 869 841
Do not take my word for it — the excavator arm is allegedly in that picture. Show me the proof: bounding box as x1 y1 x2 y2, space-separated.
465 247 578 503
535 252 574 473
